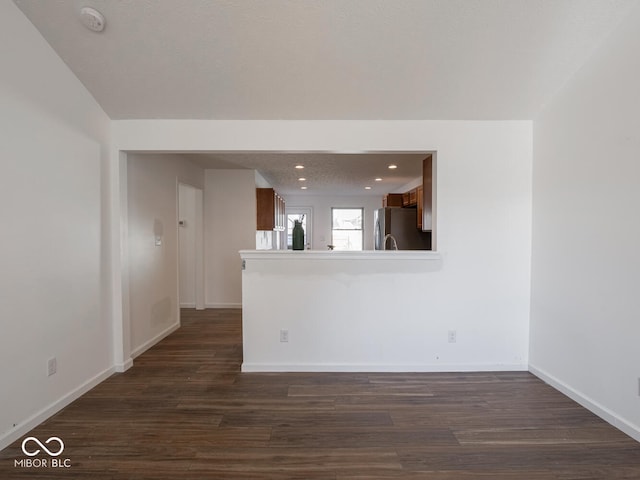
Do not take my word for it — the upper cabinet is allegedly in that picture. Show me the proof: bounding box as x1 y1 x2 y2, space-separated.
421 155 433 232
256 188 285 231
401 188 418 207
383 193 403 207
417 184 424 230
381 154 433 232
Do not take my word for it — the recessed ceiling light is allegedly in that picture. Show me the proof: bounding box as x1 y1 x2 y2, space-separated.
298 177 306 181
375 178 382 182
365 186 372 190
300 186 308 190
295 165 304 169
388 164 397 170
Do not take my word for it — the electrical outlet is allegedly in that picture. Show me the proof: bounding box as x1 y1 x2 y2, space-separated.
448 330 457 343
280 329 289 343
47 357 57 376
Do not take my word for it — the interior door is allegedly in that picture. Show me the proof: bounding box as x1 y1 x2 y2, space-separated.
178 183 204 309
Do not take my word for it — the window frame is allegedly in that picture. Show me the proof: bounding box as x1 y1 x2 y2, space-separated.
330 207 364 251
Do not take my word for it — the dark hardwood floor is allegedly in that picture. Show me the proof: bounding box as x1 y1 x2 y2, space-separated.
2 308 639 479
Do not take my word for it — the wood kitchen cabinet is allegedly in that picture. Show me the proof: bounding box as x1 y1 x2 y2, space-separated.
417 185 423 230
408 188 417 206
381 153 433 232
421 155 433 232
402 187 418 208
401 188 418 208
383 193 403 207
256 188 285 231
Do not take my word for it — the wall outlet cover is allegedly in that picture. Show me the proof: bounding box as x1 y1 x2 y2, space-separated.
47 357 57 376
280 329 289 343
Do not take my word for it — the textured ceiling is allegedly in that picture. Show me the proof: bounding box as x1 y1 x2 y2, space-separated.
12 0 639 195
182 152 427 196
14 0 638 120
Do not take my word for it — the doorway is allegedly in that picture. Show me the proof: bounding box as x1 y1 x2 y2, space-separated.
286 206 313 250
178 183 204 309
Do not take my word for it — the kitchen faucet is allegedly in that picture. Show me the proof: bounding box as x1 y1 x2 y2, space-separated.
383 234 398 251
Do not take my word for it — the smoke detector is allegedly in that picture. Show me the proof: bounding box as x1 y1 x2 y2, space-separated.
79 7 106 32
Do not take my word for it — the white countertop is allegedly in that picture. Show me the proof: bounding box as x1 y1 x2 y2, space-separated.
239 249 441 261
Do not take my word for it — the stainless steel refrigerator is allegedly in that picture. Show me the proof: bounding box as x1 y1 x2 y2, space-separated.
374 208 431 250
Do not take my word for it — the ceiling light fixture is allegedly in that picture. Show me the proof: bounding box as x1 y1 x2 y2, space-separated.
79 7 106 32
298 177 306 181
295 165 304 169
301 186 308 190
365 186 372 190
388 164 397 170
375 178 382 182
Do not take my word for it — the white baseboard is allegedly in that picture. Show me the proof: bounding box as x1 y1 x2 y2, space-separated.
114 358 133 373
131 322 180 359
529 364 640 443
241 362 528 373
0 365 115 451
179 304 206 311
1 322 182 451
205 303 242 309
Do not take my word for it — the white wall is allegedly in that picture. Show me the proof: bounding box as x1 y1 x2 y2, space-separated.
0 2 111 449
396 176 423 193
285 194 383 250
530 5 640 442
204 170 257 307
241 251 527 372
112 119 533 375
127 154 203 356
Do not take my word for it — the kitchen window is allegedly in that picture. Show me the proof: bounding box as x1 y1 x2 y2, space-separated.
331 208 363 251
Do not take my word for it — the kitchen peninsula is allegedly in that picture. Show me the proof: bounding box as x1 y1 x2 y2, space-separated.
239 248 527 373
241 152 528 373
